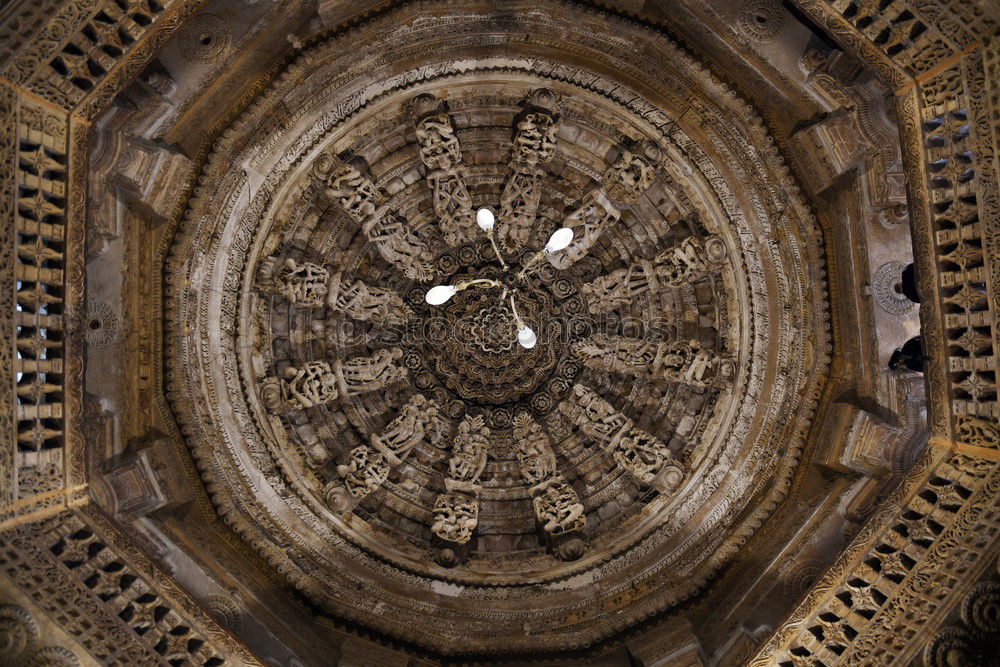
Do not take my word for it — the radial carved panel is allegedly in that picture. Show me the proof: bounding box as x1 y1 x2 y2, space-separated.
164 1 830 655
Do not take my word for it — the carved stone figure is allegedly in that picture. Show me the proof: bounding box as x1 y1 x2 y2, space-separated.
327 271 412 326
412 96 478 246
372 394 447 463
579 263 653 314
415 112 462 170
547 189 621 270
514 414 586 540
337 445 391 499
574 336 732 388
514 414 557 485
363 213 436 281
431 415 491 544
313 158 381 224
281 361 340 409
277 348 408 410
273 258 329 306
338 348 408 396
559 383 631 445
312 153 434 279
499 168 544 252
580 235 727 314
610 429 669 486
445 415 490 489
572 334 660 376
269 261 411 325
499 89 560 252
603 140 661 204
331 395 445 508
652 236 719 286
531 477 586 535
560 384 684 491
431 491 479 544
511 111 558 165
427 168 477 246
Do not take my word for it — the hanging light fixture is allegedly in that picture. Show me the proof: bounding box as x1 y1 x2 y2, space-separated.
545 227 574 253
476 207 495 232
425 284 458 305
424 279 502 305
423 212 574 350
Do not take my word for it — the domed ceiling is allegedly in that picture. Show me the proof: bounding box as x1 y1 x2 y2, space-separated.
165 2 829 654
8 0 998 664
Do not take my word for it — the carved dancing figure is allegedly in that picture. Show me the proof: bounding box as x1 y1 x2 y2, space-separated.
338 446 391 499
338 347 408 396
603 140 661 205
372 394 447 463
327 272 412 326
532 478 586 535
560 383 684 492
313 157 381 224
547 189 621 270
415 112 462 170
514 414 586 539
514 415 557 485
268 261 411 326
332 394 445 506
431 492 479 544
412 96 479 246
281 361 339 409
363 213 435 281
431 415 491 544
572 334 660 376
273 258 329 307
499 89 560 252
312 152 434 280
446 415 489 487
579 235 726 314
559 383 630 445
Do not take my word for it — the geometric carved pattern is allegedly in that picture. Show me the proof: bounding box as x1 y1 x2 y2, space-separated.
750 452 999 665
0 510 256 665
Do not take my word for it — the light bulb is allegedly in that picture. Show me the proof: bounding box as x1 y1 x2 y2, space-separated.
545 227 574 253
517 325 537 349
425 285 457 305
476 207 495 232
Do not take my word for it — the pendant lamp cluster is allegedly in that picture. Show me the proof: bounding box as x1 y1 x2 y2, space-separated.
425 208 574 349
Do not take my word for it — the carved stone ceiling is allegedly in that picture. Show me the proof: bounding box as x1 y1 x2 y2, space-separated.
164 1 829 655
